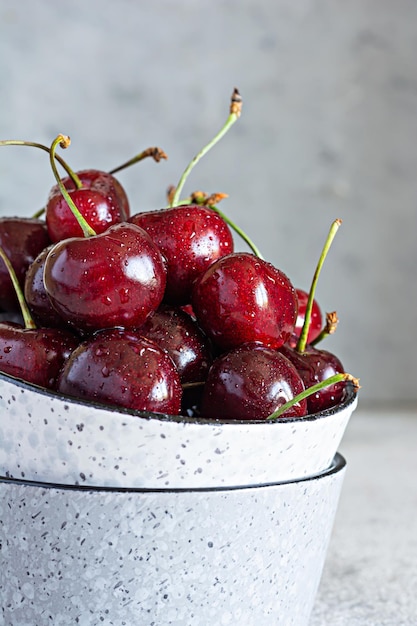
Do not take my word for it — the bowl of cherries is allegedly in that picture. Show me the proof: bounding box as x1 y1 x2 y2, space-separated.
0 90 358 625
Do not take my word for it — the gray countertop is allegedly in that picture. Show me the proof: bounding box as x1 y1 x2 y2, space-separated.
310 407 417 626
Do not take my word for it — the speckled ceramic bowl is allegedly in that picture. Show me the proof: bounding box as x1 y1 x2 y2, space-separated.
0 371 357 488
0 453 346 626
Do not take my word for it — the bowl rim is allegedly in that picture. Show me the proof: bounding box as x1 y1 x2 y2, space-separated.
0 370 358 426
0 453 346 493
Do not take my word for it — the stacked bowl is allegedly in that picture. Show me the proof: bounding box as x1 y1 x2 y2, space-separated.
0 371 357 625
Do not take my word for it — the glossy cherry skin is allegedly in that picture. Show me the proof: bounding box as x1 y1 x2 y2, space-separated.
0 217 51 312
129 205 234 304
57 329 182 415
24 245 69 329
0 322 79 389
46 169 130 242
138 305 212 383
200 342 307 420
287 288 323 348
279 344 346 413
191 252 298 352
43 223 167 333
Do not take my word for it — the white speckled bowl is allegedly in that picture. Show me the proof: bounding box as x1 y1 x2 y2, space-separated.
0 453 346 626
0 371 357 488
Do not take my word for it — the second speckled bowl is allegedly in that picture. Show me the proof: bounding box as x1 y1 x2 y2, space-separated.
0 453 346 626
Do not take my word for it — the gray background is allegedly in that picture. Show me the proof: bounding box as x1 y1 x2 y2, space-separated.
1 0 416 408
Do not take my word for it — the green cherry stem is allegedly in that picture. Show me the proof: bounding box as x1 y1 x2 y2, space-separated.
296 218 342 354
0 139 83 189
266 373 360 420
109 146 168 175
32 207 46 219
49 135 96 238
207 204 264 259
0 246 36 329
170 88 242 208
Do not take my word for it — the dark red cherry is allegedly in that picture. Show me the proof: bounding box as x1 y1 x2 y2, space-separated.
24 245 70 329
287 288 323 348
57 328 182 415
43 222 167 333
279 344 346 413
0 218 51 312
138 305 212 383
46 169 130 242
191 252 298 352
0 322 78 389
129 205 234 304
200 342 307 420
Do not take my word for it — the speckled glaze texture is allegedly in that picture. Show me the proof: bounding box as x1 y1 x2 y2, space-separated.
0 372 357 488
0 454 346 626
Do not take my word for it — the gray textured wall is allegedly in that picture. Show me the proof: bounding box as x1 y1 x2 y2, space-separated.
1 0 416 407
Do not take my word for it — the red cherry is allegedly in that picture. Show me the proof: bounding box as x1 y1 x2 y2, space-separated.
0 322 78 389
43 222 167 333
200 342 307 420
129 205 234 304
46 169 130 242
191 252 298 351
24 245 70 329
138 305 212 384
57 328 182 415
279 344 346 413
0 218 51 312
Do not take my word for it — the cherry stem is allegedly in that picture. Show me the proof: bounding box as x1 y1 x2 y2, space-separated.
310 311 339 346
181 381 205 389
266 373 360 420
109 147 168 175
170 88 242 207
296 219 342 354
208 204 263 259
49 135 96 238
32 207 46 219
0 246 36 329
0 139 83 189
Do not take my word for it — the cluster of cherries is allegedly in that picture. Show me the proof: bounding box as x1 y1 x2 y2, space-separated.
0 90 358 421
